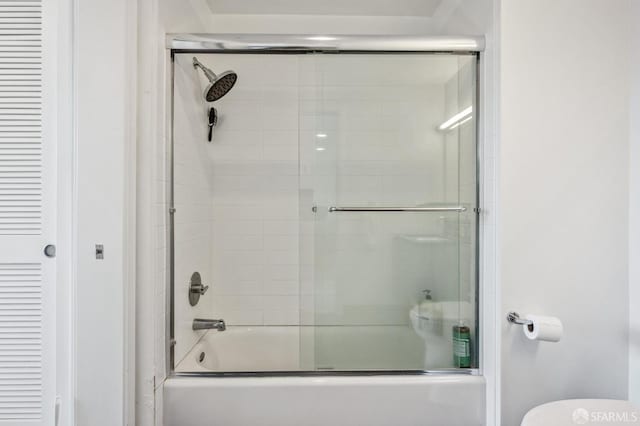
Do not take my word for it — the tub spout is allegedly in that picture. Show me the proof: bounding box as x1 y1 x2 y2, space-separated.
193 318 226 331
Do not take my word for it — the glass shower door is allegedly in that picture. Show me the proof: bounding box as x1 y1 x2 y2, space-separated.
299 53 478 371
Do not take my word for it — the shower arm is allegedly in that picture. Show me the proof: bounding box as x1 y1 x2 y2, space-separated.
192 57 218 82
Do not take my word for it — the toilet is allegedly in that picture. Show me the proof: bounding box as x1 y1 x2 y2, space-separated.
522 399 640 426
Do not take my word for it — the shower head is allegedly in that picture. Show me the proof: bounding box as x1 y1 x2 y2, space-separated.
192 57 238 102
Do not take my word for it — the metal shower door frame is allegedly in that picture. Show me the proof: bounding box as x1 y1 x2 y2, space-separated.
166 34 484 377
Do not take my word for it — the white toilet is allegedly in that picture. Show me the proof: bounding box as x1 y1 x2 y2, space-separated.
521 399 640 426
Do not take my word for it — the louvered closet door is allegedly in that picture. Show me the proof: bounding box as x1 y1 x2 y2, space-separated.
0 0 55 424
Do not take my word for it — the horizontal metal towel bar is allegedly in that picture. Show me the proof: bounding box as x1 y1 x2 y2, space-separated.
328 206 467 213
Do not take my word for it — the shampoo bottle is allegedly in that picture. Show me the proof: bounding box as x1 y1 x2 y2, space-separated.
452 321 471 368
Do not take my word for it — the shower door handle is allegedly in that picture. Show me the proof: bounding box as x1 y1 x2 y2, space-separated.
328 206 467 213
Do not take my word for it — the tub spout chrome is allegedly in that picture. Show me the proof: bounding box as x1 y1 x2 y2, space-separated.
193 318 226 331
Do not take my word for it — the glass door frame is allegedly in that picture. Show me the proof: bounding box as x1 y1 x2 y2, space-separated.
166 34 483 377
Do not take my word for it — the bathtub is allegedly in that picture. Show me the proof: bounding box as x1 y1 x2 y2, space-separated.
165 326 485 425
164 375 485 426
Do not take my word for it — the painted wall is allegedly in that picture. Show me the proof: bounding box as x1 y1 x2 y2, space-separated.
75 0 134 423
189 0 491 36
136 2 209 425
500 1 631 425
629 0 640 408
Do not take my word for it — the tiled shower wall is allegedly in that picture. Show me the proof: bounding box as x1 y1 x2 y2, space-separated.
174 54 302 334
172 56 215 363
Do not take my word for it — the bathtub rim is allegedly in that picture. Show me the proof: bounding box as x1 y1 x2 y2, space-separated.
162 369 487 389
170 368 480 378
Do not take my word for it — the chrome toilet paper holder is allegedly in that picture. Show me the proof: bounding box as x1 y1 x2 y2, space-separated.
506 311 533 326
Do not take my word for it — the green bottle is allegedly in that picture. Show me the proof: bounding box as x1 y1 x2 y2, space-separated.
453 322 471 368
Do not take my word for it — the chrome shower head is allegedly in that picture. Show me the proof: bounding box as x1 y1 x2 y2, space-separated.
193 57 238 102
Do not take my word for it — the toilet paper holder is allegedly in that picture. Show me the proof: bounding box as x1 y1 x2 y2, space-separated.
506 311 533 326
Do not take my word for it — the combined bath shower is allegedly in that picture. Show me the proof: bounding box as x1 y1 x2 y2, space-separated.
192 57 238 102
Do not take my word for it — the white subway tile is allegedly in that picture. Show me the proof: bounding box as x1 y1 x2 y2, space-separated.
263 235 298 251
265 250 299 265
263 280 299 295
263 309 300 326
214 250 267 267
212 129 262 145
217 309 263 326
265 264 299 281
262 130 297 146
212 220 263 235
212 204 262 221
213 264 265 282
212 234 263 252
263 220 298 235
262 144 298 162
216 294 263 310
212 280 262 296
262 295 298 310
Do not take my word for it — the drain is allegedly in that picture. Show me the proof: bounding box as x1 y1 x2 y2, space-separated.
198 352 205 363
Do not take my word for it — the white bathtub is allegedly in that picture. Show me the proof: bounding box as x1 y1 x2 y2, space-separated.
164 374 485 426
166 326 485 425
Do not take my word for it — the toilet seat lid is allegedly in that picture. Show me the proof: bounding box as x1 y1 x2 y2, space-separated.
521 399 640 426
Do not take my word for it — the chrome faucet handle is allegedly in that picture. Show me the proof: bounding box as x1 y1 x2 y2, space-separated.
190 283 209 295
188 272 208 307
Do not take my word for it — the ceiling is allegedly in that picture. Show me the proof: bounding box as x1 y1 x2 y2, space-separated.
205 0 446 17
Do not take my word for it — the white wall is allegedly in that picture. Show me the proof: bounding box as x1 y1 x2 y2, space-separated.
500 1 631 425
136 2 209 425
188 0 491 36
629 0 640 408
75 0 135 424
53 1 75 425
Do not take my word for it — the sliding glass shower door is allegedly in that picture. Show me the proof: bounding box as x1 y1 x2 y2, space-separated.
170 49 478 374
299 53 478 371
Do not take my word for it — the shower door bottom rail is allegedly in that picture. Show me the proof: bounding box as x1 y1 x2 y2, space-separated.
327 206 467 213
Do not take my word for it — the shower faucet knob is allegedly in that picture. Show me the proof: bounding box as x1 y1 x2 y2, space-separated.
190 283 209 295
188 271 209 306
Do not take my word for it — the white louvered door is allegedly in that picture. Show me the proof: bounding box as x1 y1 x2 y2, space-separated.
0 0 55 424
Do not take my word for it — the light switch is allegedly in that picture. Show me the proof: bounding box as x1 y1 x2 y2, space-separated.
95 244 104 260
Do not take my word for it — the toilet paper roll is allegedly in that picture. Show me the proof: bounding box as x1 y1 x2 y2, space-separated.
523 315 563 342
